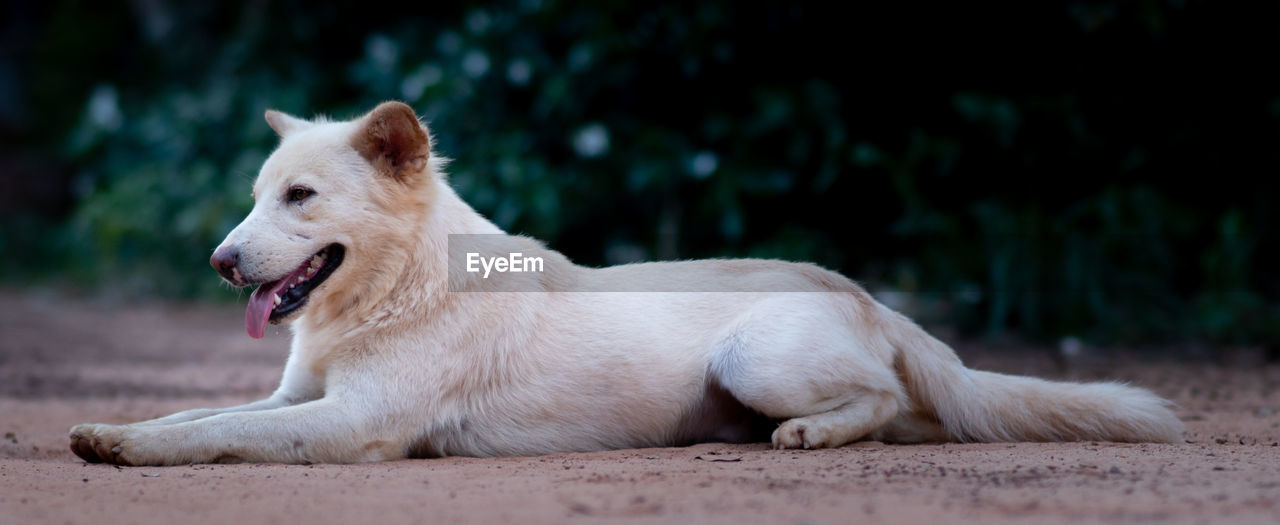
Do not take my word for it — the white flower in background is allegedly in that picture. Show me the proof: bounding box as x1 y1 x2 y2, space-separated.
507 58 532 86
87 84 122 132
462 50 490 78
688 151 718 179
572 123 609 158
365 34 398 73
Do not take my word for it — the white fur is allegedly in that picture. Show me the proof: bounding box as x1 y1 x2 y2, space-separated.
69 104 1184 466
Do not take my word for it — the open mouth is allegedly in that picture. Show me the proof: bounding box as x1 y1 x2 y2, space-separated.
244 244 345 338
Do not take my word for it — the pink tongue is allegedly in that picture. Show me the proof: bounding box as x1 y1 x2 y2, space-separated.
245 278 292 339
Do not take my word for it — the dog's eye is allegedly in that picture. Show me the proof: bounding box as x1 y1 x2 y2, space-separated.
287 186 314 203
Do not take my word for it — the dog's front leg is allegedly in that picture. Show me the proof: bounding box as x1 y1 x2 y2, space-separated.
69 356 327 462
128 396 295 427
69 397 398 466
69 396 298 462
133 350 326 427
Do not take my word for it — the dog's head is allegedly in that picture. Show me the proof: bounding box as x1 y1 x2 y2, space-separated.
211 101 437 338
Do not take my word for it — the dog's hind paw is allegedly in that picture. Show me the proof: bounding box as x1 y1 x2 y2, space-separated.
771 419 836 450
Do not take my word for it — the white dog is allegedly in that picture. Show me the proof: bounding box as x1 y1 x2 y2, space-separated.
69 102 1183 465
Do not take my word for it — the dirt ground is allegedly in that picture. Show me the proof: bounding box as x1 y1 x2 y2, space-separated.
1 289 1277 524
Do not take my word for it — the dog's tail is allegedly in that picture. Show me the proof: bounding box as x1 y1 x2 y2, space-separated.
879 307 1184 443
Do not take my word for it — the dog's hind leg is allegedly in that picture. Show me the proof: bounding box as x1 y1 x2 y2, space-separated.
766 387 900 449
709 295 905 449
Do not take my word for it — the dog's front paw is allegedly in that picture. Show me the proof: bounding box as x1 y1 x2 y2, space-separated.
69 424 104 463
68 424 135 466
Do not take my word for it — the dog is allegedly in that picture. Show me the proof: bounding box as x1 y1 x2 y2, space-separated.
69 101 1184 465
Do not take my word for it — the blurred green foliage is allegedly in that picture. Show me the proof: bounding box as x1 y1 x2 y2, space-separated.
2 1 1278 345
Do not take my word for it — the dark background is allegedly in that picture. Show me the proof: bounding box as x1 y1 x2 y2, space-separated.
2 1 1277 348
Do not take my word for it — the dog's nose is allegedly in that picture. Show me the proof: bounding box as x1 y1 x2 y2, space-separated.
210 246 240 282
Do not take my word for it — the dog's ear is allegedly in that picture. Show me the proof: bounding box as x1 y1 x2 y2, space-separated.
350 101 430 183
264 110 311 137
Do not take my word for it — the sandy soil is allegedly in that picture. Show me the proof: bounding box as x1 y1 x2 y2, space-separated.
1 289 1277 524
